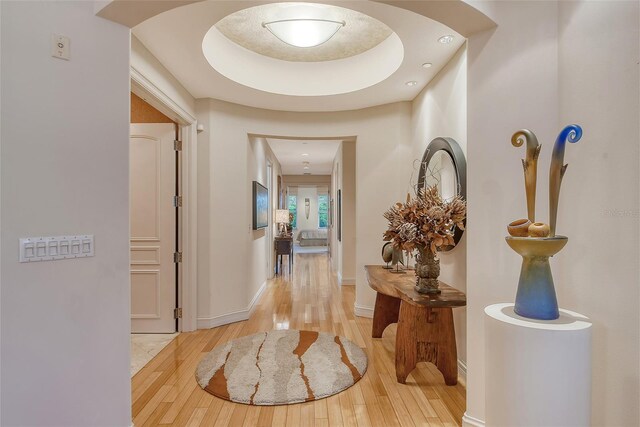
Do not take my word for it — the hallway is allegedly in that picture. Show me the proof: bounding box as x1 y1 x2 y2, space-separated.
132 253 465 426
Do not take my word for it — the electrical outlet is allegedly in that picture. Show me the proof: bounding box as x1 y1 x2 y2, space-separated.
51 34 70 60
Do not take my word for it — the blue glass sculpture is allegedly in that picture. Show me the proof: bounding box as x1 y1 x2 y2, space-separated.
506 125 582 320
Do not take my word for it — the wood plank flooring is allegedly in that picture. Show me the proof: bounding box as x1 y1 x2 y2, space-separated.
132 253 465 426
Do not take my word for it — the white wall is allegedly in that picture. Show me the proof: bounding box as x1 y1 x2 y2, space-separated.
411 44 468 376
556 2 639 426
295 186 319 234
330 141 358 284
465 2 560 423
464 1 640 426
331 149 342 274
195 105 283 328
195 99 212 320
248 137 282 296
0 2 131 425
340 141 357 284
195 99 411 325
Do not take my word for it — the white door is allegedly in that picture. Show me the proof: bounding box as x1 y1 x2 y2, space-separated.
130 123 176 333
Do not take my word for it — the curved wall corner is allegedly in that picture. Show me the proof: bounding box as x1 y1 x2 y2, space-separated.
96 0 496 36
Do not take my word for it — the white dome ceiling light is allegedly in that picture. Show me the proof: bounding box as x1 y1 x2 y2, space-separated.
214 3 393 63
262 19 346 48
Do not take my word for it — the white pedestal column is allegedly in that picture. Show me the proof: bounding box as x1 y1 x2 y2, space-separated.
485 303 592 427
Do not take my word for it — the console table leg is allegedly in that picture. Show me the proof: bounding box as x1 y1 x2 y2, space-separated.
395 301 423 383
395 303 458 385
435 308 458 386
372 292 400 338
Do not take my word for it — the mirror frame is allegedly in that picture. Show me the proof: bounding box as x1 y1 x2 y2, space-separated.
417 137 467 250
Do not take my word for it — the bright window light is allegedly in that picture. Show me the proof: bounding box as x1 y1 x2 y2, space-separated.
262 19 345 48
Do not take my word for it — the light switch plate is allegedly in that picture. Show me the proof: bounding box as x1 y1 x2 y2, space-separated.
20 235 93 262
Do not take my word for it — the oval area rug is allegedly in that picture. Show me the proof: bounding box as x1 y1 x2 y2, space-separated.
195 329 368 405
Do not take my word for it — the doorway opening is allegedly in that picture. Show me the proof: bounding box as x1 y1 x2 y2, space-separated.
129 94 179 376
128 85 198 375
130 92 182 333
255 135 356 283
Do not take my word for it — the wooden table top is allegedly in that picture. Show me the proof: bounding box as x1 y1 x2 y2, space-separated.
365 265 466 308
274 235 293 240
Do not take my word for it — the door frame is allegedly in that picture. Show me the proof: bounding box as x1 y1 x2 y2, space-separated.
266 162 274 278
131 70 198 332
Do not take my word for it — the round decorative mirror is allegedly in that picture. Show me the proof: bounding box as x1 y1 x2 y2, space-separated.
424 151 458 201
417 137 467 251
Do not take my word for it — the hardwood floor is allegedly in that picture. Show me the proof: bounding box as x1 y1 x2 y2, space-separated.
132 253 466 426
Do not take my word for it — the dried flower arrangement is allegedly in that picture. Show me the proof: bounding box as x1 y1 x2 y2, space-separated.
383 186 467 255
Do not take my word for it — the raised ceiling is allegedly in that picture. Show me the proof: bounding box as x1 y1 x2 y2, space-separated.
133 1 465 112
215 3 393 62
267 139 341 175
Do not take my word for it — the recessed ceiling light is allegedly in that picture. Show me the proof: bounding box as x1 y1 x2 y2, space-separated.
422 62 433 68
302 153 309 156
438 35 454 44
262 19 346 48
304 166 310 170
405 81 418 87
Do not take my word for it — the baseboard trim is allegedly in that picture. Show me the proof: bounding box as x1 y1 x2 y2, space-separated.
196 310 248 329
248 281 267 316
462 412 485 427
196 281 267 329
354 303 374 318
457 359 467 387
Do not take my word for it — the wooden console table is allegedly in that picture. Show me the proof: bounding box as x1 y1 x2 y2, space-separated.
365 265 466 385
274 236 293 275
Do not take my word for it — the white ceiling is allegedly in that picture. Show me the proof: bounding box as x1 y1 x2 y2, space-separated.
133 1 465 112
215 3 392 62
267 139 341 175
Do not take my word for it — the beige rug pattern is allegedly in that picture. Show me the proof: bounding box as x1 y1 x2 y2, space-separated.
195 330 368 405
